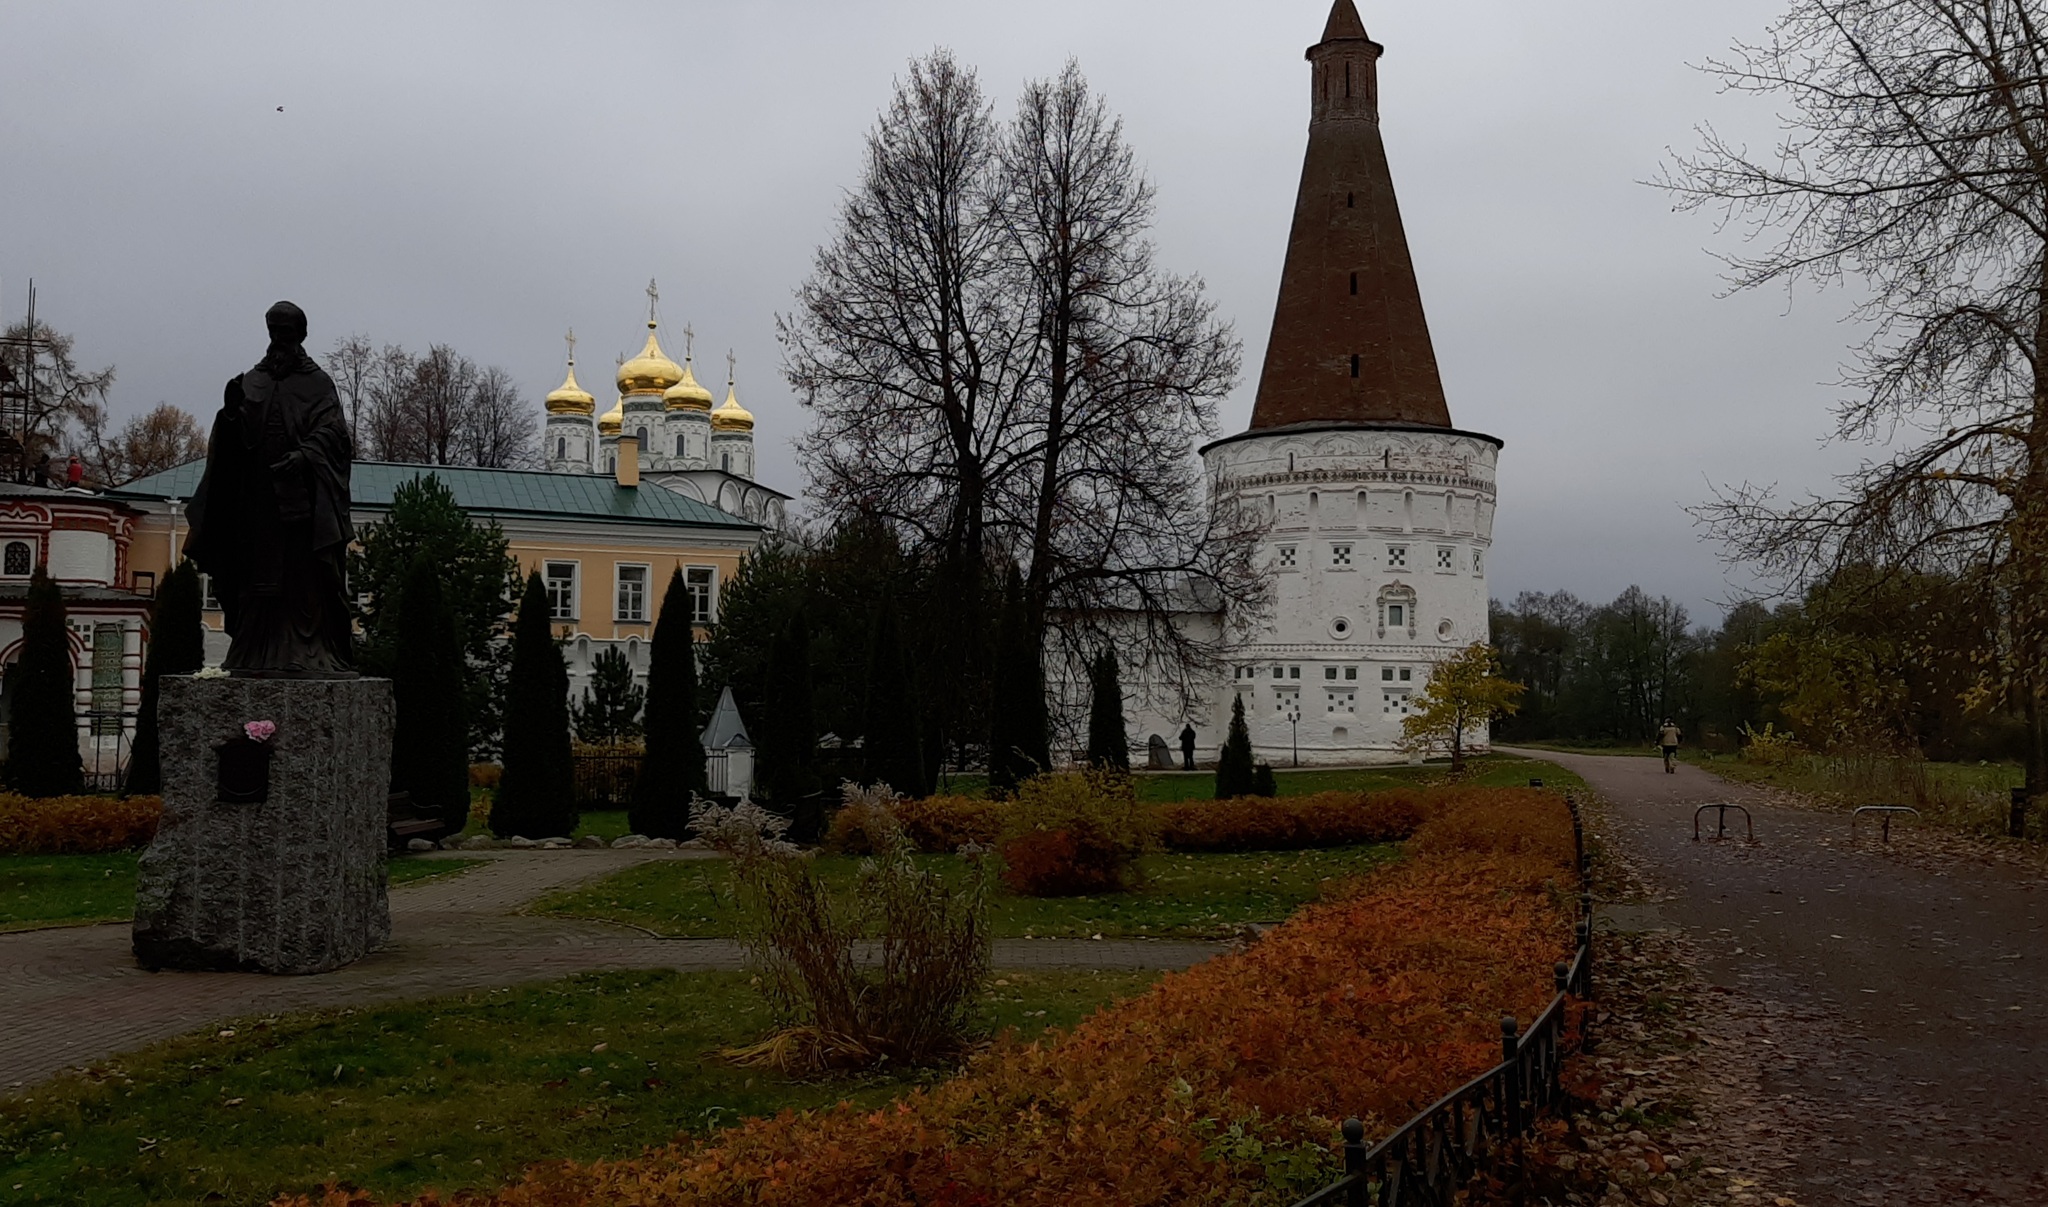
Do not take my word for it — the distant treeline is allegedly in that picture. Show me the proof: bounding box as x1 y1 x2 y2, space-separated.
1491 570 2025 761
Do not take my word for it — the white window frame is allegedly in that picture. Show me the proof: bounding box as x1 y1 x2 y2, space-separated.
684 564 717 624
615 563 651 623
199 572 221 611
543 560 580 622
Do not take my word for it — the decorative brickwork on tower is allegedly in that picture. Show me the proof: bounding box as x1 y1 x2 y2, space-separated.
1249 0 1452 431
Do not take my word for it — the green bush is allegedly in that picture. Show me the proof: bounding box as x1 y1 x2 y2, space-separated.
7 570 82 798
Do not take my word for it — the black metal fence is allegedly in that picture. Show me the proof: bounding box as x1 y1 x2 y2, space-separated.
571 747 641 809
1286 796 1595 1207
80 710 132 794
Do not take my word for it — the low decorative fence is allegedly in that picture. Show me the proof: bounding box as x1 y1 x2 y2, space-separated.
571 746 641 809
1287 796 1595 1207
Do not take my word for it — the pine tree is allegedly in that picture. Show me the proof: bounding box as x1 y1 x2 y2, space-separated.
862 593 925 796
391 558 472 833
987 567 1048 796
757 611 817 804
125 561 205 796
8 569 82 797
573 646 645 744
632 568 706 838
1085 647 1129 771
490 572 575 838
1214 693 1256 799
1250 761 1278 798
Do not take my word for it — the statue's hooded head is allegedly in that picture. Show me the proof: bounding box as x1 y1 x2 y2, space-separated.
265 300 308 347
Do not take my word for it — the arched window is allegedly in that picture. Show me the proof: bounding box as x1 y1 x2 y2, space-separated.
636 427 648 444
556 436 566 460
721 452 731 472
676 434 686 455
2 541 29 577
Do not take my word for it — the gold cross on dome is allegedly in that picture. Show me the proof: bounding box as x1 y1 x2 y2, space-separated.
683 324 695 360
646 278 659 324
726 349 736 384
564 328 577 365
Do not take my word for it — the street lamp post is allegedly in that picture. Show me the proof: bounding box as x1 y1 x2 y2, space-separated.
1285 703 1301 768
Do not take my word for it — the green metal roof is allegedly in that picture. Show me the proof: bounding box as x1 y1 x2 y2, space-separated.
111 460 759 532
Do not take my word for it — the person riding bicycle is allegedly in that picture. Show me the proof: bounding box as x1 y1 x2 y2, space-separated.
1658 719 1681 774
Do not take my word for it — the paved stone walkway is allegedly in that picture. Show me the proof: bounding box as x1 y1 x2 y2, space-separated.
1508 748 2048 1205
0 850 1223 1094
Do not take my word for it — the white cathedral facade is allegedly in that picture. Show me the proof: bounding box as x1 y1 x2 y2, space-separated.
1107 0 1500 767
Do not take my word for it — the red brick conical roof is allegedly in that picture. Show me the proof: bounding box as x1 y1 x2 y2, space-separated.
1248 1 1452 431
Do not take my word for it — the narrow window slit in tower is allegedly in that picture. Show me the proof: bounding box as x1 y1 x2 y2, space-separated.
1347 193 1355 208
1350 354 1361 378
1346 63 1353 98
1350 272 1358 295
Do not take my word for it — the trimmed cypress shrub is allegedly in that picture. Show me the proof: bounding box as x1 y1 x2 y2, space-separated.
862 593 925 797
631 568 706 838
1214 693 1256 799
1251 761 1278 798
757 611 818 805
391 557 472 834
1085 648 1129 771
8 569 83 798
125 560 205 796
490 572 574 838
987 567 1048 796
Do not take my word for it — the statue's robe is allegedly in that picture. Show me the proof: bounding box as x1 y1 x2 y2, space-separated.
184 342 355 676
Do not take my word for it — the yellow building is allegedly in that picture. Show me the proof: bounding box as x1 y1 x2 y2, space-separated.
110 444 765 696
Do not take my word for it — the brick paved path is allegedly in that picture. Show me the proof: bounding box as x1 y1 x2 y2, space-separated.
1 851 1223 1094
1511 748 2048 1205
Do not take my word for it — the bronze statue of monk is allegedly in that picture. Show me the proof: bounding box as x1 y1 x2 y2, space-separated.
184 301 356 677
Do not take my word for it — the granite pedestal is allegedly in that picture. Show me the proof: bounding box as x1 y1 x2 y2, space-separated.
133 675 394 974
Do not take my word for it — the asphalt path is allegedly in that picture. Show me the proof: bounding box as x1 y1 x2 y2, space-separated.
1508 748 2048 1204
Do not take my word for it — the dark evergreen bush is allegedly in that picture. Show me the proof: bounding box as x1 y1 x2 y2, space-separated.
862 594 925 796
1086 648 1129 771
631 568 706 839
987 567 1048 796
1251 762 1278 798
1214 693 1256 799
574 646 645 744
757 611 818 805
8 569 83 798
391 557 472 833
125 560 205 796
490 572 574 838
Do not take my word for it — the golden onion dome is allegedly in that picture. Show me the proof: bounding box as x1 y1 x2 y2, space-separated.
598 395 624 436
544 360 596 415
710 376 754 433
663 357 714 411
616 322 683 396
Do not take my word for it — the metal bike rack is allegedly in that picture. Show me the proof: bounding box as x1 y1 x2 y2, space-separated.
1851 804 1920 844
1692 803 1754 842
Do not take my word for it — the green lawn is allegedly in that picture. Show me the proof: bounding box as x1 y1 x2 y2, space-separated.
0 966 1163 1207
535 844 1401 940
0 855 484 933
940 754 1582 802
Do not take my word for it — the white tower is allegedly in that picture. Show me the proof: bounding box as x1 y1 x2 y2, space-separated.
708 352 756 479
541 330 596 473
662 325 715 470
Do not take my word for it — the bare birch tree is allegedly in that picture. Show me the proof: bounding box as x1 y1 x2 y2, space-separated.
328 338 534 468
1663 0 2048 804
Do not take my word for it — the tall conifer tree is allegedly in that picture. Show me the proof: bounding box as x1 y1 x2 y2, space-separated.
391 558 472 833
1085 648 1129 771
125 561 205 796
490 572 574 837
632 568 706 838
987 566 1048 795
758 611 817 803
862 593 925 796
1214 693 1256 799
8 569 83 797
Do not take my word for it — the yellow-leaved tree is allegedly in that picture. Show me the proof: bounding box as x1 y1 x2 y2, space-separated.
1400 642 1526 774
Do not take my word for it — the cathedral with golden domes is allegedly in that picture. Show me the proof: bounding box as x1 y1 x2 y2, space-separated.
539 288 787 529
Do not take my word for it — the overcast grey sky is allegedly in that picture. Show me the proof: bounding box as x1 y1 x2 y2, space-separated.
1 0 1869 625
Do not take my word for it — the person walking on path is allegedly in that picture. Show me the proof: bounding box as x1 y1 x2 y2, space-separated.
1658 718 1680 773
1179 723 1198 771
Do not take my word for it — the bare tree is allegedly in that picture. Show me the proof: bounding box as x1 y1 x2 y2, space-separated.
0 318 114 464
73 401 206 486
360 343 418 462
1663 0 2048 804
466 364 537 468
325 333 376 451
782 51 1022 572
784 53 1262 715
996 62 1254 693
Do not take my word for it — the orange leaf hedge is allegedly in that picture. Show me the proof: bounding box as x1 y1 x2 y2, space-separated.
286 786 1578 1207
0 793 161 854
1155 790 1428 852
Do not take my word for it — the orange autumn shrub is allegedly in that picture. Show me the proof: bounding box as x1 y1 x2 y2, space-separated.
1155 789 1431 852
0 792 161 854
826 794 1003 855
286 786 1579 1207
